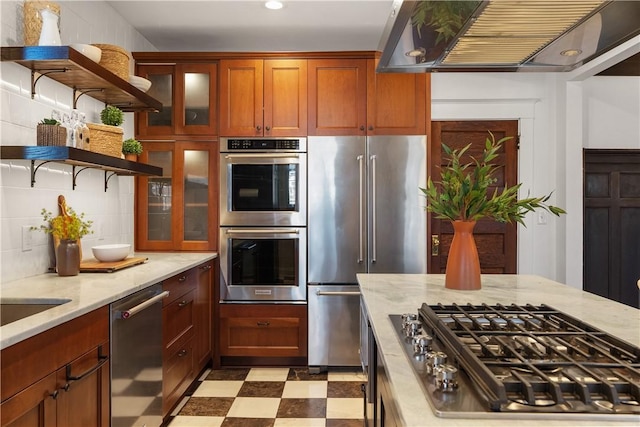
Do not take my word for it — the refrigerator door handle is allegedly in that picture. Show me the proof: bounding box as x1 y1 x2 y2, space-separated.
358 154 364 264
370 154 377 263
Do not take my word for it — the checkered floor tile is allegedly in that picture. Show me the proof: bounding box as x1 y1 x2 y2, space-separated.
167 368 365 427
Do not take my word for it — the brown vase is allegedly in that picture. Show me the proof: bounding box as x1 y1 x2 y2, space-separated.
56 239 80 276
445 220 481 290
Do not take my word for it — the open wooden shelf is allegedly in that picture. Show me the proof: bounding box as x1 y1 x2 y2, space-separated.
1 46 162 112
1 145 163 191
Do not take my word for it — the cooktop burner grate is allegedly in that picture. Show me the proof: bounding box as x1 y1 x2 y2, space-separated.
415 303 640 415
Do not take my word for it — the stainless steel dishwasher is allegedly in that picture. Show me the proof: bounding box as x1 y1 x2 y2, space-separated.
110 284 169 427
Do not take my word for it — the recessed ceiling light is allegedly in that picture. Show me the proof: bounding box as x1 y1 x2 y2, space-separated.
265 1 283 10
560 49 583 57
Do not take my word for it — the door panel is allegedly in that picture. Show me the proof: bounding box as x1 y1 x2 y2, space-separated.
428 120 519 274
584 150 640 308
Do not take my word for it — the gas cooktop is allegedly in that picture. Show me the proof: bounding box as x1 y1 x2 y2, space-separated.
391 303 640 420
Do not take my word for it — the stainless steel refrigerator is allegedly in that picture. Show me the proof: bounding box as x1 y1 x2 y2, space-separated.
307 135 427 370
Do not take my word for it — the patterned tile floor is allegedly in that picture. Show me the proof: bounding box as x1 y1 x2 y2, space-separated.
167 367 365 427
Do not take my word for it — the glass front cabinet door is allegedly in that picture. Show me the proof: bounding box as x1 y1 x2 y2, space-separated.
136 141 218 251
137 63 217 137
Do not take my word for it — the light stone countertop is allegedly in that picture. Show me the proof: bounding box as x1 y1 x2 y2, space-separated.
357 274 640 427
0 252 217 350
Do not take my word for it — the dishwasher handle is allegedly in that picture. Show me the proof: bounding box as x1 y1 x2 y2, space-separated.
119 290 169 319
315 290 361 296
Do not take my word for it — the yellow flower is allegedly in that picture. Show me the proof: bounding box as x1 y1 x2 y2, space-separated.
36 207 93 241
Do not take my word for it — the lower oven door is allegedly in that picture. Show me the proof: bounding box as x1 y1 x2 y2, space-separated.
219 227 307 302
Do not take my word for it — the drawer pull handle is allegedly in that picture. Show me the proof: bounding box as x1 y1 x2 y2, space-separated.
178 275 187 282
178 300 189 308
200 265 212 271
257 321 270 327
178 349 188 357
66 345 109 384
50 390 59 400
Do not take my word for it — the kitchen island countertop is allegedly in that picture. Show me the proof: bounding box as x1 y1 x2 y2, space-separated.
0 252 217 350
357 274 640 427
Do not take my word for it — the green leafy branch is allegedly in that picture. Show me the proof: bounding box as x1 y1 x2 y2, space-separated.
420 132 566 225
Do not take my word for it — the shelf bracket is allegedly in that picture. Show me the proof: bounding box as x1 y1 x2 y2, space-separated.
31 68 67 99
29 159 54 187
73 88 104 109
72 165 91 190
104 171 118 192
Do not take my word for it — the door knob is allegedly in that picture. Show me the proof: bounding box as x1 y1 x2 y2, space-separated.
431 235 440 256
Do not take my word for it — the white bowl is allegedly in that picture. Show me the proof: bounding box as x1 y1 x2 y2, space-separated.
128 75 152 92
70 44 102 63
91 244 131 262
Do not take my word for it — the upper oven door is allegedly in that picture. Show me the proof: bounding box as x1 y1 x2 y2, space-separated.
220 141 307 226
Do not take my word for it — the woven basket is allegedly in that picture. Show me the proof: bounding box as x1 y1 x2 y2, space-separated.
37 124 67 146
86 123 123 157
91 44 130 80
23 1 61 46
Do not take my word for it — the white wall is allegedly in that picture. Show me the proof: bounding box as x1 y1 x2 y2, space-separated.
0 1 157 283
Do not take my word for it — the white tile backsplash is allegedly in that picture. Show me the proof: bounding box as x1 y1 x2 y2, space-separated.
1 0 158 283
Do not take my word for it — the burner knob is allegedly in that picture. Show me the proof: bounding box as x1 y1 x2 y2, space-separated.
425 351 447 375
412 334 432 354
435 364 458 392
404 320 422 337
401 313 418 329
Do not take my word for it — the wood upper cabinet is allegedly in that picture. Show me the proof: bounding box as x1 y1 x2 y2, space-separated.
308 58 428 136
219 59 307 136
308 58 367 136
366 59 427 135
136 63 218 137
136 140 218 251
1 307 110 427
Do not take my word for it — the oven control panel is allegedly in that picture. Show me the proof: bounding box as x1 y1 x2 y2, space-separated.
226 138 302 151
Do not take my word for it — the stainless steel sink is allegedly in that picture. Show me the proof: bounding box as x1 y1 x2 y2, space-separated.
0 298 71 327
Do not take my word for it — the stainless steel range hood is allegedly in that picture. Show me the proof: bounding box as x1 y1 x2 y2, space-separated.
377 0 640 73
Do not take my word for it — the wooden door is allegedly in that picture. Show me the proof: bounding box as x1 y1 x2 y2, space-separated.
174 63 218 135
219 59 264 136
584 150 640 308
194 261 213 372
264 59 307 136
307 59 367 136
136 64 175 137
366 59 428 135
428 120 519 274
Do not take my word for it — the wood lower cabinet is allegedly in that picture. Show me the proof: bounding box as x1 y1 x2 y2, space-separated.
162 260 214 417
218 304 307 365
1 307 110 427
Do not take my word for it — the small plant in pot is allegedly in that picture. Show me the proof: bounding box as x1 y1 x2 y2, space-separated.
33 196 93 276
122 138 143 161
420 131 566 291
100 105 124 126
37 117 67 146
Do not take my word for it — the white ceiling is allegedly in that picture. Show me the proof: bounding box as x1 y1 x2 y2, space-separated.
107 0 394 52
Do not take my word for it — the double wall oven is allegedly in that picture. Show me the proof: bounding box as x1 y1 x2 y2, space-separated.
219 137 307 302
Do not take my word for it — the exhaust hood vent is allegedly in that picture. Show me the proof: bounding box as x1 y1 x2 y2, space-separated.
377 0 640 72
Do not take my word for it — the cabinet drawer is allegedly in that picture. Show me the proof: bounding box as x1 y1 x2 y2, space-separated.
163 268 197 306
163 336 194 415
219 304 307 357
163 290 195 349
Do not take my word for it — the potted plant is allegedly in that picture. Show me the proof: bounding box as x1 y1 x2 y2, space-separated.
420 132 566 290
37 117 67 146
122 138 143 161
34 196 93 276
87 105 124 157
